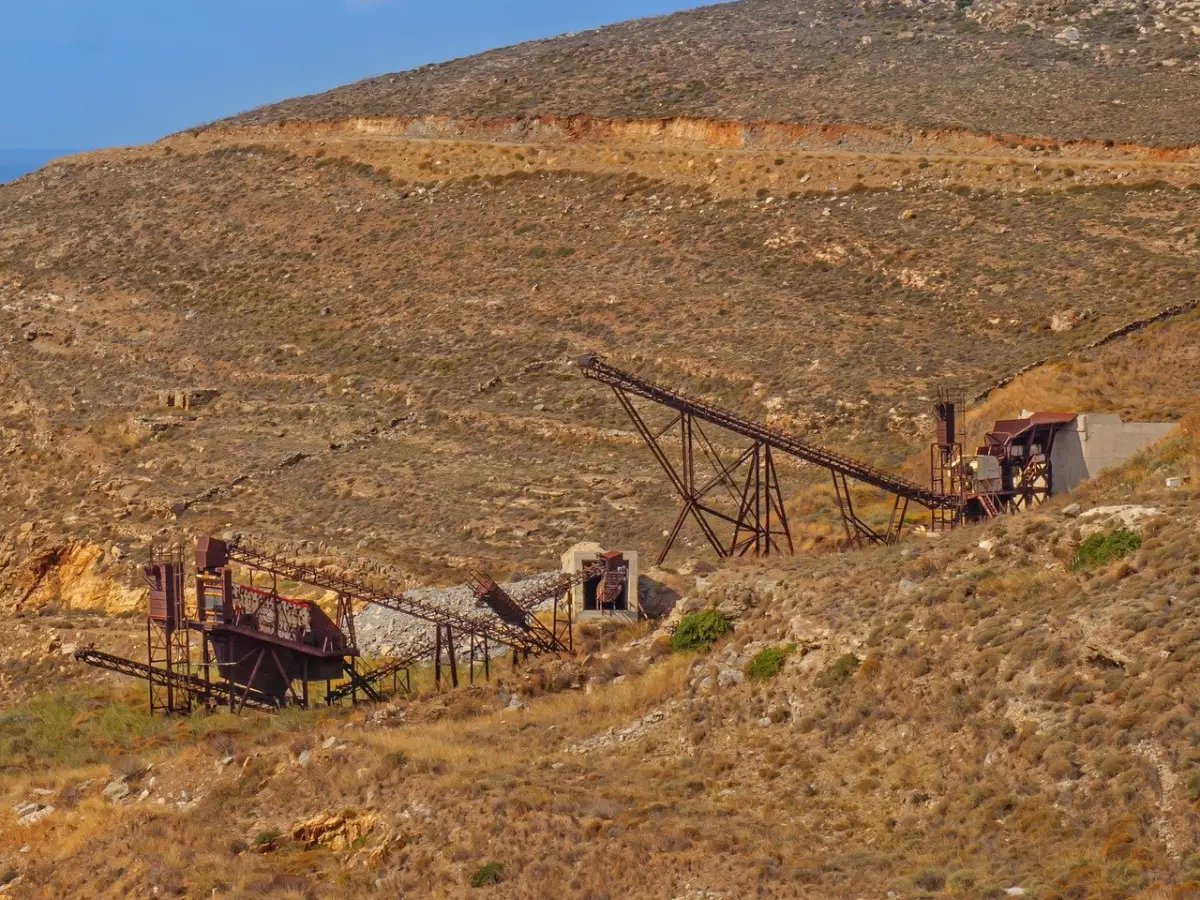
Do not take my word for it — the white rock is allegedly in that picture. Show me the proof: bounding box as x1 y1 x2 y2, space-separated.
17 804 54 826
1055 26 1080 42
757 717 772 727
717 668 745 688
1078 504 1159 537
297 750 312 767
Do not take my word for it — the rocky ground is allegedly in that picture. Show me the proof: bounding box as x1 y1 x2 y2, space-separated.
1 439 1197 898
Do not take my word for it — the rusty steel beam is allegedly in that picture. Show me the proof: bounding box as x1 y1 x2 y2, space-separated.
581 356 958 508
325 564 609 702
75 647 280 712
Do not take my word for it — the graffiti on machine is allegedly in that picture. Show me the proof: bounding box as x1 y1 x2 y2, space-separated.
231 584 311 643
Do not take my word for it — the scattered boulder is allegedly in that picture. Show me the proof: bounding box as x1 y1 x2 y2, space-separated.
291 809 378 851
12 802 54 826
1078 505 1159 538
717 667 744 688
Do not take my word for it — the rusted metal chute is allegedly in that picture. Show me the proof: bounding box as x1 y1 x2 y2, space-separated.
77 536 364 715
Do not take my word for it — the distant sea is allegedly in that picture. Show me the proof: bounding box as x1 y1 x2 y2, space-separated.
0 149 81 184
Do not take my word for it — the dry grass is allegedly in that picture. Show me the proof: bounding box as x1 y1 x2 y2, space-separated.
5 446 1200 895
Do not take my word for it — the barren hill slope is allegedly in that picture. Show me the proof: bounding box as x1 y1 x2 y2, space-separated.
1 147 1198 588
2 443 1199 898
0 0 1198 601
3 2 1200 897
228 0 1200 146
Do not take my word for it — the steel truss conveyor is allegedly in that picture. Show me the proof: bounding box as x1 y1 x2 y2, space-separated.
325 563 611 702
226 541 566 658
579 356 959 563
75 647 282 712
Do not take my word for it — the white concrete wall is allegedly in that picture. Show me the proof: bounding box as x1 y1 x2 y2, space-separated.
1050 414 1176 494
560 542 640 621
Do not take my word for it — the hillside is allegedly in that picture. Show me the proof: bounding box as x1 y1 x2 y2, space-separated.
2 445 1199 898
229 0 1200 146
2 0 1200 896
1 147 1198 591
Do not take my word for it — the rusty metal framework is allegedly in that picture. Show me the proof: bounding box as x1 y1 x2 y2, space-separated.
930 387 968 532
75 647 282 711
77 536 362 715
978 413 1071 514
579 356 958 562
931 394 1073 526
470 572 573 656
77 535 625 714
226 540 562 657
145 544 191 715
328 563 611 702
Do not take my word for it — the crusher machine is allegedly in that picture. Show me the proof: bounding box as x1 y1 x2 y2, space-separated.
77 535 628 714
76 536 372 714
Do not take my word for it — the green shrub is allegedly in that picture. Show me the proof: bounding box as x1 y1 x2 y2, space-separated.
553 246 575 258
471 862 504 887
253 828 281 846
385 751 408 769
746 645 794 681
527 246 548 259
824 653 861 684
671 609 732 652
913 869 945 891
1071 529 1141 571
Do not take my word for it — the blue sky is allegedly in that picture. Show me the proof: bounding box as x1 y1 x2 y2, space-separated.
0 0 702 152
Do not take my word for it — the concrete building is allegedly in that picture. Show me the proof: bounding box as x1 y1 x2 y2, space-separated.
1048 413 1176 493
560 541 640 622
